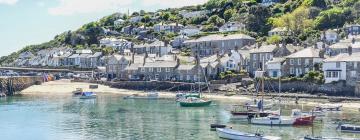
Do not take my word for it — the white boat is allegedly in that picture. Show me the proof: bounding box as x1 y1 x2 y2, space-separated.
123 92 159 99
251 115 295 125
79 92 97 99
303 135 359 140
216 128 281 140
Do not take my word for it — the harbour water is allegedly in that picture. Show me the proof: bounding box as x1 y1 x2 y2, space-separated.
0 93 360 140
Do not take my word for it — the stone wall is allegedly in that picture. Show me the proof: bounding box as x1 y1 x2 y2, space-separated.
356 81 360 96
264 80 356 96
85 80 209 92
0 76 43 95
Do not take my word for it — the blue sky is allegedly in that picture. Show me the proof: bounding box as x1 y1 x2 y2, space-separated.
0 0 207 57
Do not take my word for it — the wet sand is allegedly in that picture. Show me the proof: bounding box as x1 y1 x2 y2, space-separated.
21 79 360 111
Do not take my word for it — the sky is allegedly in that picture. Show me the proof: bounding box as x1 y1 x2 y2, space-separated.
0 0 207 57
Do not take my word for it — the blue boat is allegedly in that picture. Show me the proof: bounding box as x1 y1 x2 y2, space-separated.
80 92 97 99
337 124 360 133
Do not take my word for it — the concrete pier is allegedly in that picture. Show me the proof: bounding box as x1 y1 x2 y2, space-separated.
0 76 43 95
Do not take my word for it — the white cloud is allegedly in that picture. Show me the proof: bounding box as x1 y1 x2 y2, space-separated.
48 0 133 16
0 0 18 5
141 0 207 8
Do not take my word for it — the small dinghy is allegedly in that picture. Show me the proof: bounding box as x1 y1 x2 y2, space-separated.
79 92 97 99
337 123 360 133
216 128 281 140
72 88 83 96
210 124 226 131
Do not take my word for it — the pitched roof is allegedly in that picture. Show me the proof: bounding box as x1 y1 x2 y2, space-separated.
184 34 254 43
178 64 196 70
286 47 320 58
142 61 178 68
250 45 278 53
324 53 360 62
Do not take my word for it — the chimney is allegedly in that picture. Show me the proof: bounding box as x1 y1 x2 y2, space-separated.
352 38 356 44
319 49 325 58
131 52 135 64
348 45 353 56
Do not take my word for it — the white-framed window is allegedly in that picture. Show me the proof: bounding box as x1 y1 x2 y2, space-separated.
253 54 257 60
179 75 183 80
290 59 294 65
304 59 309 65
253 62 257 69
149 68 153 72
290 67 295 74
333 71 339 78
351 71 357 77
298 68 302 75
186 75 190 81
355 62 358 69
157 68 161 72
326 71 332 78
141 67 145 72
297 59 301 65
166 68 171 72
336 62 340 68
194 75 197 81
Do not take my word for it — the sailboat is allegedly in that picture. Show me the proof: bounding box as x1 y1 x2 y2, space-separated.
179 55 212 107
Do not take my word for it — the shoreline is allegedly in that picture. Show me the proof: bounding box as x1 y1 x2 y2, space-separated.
20 79 360 111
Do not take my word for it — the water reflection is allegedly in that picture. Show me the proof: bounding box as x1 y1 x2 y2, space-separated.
0 94 359 140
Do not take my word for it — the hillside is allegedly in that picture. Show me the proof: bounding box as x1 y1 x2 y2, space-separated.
1 0 359 65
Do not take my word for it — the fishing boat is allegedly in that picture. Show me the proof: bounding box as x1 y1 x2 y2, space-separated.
79 92 97 99
123 92 159 99
179 97 212 107
72 88 83 96
250 114 295 125
315 105 342 112
337 123 360 133
230 104 279 119
216 128 281 140
175 92 200 102
251 109 315 126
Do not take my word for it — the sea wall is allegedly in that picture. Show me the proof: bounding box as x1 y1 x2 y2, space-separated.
265 80 355 96
0 76 43 95
78 80 207 91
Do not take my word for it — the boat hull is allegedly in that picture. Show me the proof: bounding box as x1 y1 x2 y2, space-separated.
231 111 271 119
80 96 96 99
251 116 295 125
179 100 212 107
293 116 316 125
216 128 280 140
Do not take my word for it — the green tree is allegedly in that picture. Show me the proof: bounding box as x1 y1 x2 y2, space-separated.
224 8 237 21
267 35 282 44
302 0 327 9
208 15 225 27
314 8 347 30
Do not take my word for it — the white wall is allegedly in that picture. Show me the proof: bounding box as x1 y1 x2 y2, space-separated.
323 62 347 83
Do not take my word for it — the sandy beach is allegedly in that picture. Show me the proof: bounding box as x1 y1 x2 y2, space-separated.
21 79 360 111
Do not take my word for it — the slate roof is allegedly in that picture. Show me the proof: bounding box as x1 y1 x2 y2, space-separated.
324 53 360 62
184 34 254 43
250 45 278 53
286 47 320 58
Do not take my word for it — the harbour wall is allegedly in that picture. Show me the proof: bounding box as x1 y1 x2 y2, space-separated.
264 80 356 96
0 76 43 95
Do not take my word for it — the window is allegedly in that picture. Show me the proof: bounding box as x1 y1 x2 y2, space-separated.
253 62 257 69
266 53 270 60
253 54 257 60
179 75 183 80
149 68 153 72
141 68 145 72
305 59 309 65
186 75 190 81
305 68 309 73
333 71 339 77
290 67 295 74
326 71 331 78
351 71 357 77
194 75 197 81
297 59 301 65
157 68 161 72
166 68 171 72
290 59 294 65
336 62 340 68
355 62 358 69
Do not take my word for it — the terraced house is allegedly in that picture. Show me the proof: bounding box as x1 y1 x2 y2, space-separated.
249 44 291 76
283 47 324 77
323 52 360 86
184 34 255 57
